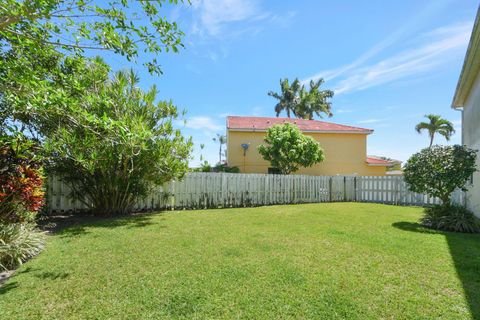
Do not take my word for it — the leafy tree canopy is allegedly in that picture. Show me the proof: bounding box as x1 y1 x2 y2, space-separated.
404 145 476 204
0 0 184 75
258 123 325 174
268 78 333 119
415 114 455 147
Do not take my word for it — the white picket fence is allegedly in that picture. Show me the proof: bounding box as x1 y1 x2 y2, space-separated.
45 173 466 213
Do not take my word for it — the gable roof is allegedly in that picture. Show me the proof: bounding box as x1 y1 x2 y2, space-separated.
452 7 480 108
226 116 373 134
366 156 394 166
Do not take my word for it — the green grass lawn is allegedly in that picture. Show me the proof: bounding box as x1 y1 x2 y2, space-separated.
1 203 480 319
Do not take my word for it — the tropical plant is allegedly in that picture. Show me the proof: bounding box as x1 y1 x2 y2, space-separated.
0 132 44 224
294 79 334 120
213 134 227 163
422 205 480 233
194 161 212 173
45 62 192 215
0 223 46 271
404 145 476 205
212 163 240 173
258 123 325 174
268 78 301 118
415 114 455 147
268 78 334 119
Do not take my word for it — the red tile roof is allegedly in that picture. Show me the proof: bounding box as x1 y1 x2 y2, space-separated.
366 156 393 166
227 116 373 134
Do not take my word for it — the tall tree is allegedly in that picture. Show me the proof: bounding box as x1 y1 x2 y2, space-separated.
295 79 334 120
0 0 184 75
268 78 301 118
212 134 227 164
415 114 455 147
268 78 334 119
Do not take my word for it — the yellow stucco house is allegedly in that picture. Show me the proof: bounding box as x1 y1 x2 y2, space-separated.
226 116 392 176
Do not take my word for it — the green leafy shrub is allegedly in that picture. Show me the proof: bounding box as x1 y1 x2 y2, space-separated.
0 133 44 223
258 123 325 174
422 205 480 233
213 163 240 173
46 63 192 215
404 145 477 204
0 223 46 271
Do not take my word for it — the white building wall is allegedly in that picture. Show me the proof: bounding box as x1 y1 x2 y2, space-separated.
463 71 480 217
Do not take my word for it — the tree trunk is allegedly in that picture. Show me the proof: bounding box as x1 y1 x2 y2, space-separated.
429 133 434 147
440 194 451 206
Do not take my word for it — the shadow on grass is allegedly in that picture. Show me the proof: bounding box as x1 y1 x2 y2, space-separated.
393 221 480 319
34 271 70 280
0 281 18 295
56 212 165 238
0 267 38 295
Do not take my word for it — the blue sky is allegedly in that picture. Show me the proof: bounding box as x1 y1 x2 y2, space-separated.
105 0 478 166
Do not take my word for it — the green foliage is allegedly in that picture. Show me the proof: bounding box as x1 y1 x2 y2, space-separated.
0 223 46 271
404 145 477 204
213 163 240 173
268 78 333 119
0 0 184 75
415 114 455 147
44 61 192 215
294 79 334 120
212 134 227 163
268 78 301 118
422 205 480 233
0 132 44 224
258 123 325 174
194 161 212 173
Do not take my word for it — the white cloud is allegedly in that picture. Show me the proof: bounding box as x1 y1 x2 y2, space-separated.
334 22 470 94
186 0 295 40
337 108 354 114
190 0 260 36
182 116 224 131
357 118 387 124
301 0 455 86
452 119 462 131
315 21 472 95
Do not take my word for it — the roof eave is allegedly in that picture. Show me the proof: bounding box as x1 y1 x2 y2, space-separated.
452 6 480 109
366 163 392 167
227 128 373 135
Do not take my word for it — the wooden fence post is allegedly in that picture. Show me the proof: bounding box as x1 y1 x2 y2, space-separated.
329 177 333 202
353 177 357 202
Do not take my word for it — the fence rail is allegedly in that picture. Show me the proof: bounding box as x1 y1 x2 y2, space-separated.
46 173 466 213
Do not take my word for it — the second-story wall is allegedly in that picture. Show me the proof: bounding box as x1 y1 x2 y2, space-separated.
227 130 386 176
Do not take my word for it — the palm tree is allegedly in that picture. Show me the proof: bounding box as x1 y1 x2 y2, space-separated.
213 134 227 163
294 79 334 120
268 78 301 118
415 114 455 147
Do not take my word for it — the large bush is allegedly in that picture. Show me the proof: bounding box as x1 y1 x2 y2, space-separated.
422 205 480 233
46 62 192 215
404 145 476 204
258 123 325 174
0 133 44 223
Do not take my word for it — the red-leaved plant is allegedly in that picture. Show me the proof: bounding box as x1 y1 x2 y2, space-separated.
0 134 44 223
